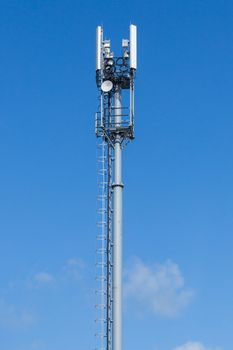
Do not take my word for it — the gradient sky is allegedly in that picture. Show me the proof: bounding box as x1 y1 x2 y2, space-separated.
0 1 233 350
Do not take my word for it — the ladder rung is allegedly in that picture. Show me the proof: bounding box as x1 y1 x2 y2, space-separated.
95 333 107 338
95 290 107 295
96 235 107 240
95 262 107 266
96 248 106 253
95 304 107 309
95 276 107 281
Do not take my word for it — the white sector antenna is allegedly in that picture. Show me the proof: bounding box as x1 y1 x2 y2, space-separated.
101 80 113 93
130 24 137 69
96 26 102 70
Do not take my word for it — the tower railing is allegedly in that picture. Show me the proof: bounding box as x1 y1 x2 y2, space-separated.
95 106 134 141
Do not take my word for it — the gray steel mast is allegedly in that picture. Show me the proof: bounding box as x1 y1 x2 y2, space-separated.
95 25 137 350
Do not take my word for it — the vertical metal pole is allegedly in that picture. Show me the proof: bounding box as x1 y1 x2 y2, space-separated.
113 86 123 350
106 95 112 350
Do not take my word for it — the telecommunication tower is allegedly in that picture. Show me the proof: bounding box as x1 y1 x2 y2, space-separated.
95 25 137 350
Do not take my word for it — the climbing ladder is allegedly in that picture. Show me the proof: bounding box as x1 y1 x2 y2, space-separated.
95 126 113 350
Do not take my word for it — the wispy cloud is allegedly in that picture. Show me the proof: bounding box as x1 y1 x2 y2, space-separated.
25 257 85 290
124 257 194 317
62 258 85 280
0 298 35 330
0 257 85 333
34 272 54 284
27 271 55 289
173 341 222 350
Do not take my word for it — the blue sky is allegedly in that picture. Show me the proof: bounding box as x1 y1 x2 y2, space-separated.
0 0 233 349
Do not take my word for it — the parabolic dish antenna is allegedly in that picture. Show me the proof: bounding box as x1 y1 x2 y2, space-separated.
101 80 113 93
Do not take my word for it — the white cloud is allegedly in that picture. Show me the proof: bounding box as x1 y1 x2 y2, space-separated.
62 257 85 280
26 258 85 289
173 341 222 350
34 272 54 284
26 271 54 289
0 298 35 330
124 257 194 317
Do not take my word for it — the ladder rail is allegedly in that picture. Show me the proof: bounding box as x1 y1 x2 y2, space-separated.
95 95 114 350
